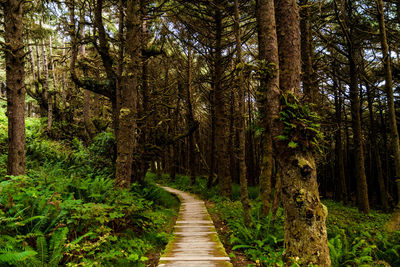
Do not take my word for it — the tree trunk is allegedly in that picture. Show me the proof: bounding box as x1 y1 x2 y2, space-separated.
299 0 316 102
256 0 280 215
115 0 140 188
275 0 331 265
79 24 93 138
5 0 26 176
332 61 347 202
186 45 197 185
234 0 251 225
381 0 400 231
62 40 67 111
349 46 370 213
41 39 51 131
208 89 216 188
214 7 231 197
365 81 388 211
48 35 57 131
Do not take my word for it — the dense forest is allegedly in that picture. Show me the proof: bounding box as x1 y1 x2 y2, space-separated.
1 0 400 266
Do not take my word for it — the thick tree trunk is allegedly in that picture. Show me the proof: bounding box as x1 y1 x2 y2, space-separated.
115 0 140 188
256 0 280 215
275 0 331 265
5 0 26 176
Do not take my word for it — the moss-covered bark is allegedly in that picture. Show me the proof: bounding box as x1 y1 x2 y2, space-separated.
279 152 330 265
115 0 140 188
274 0 331 265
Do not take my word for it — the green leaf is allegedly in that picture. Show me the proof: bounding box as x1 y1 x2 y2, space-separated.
276 135 289 141
288 141 298 149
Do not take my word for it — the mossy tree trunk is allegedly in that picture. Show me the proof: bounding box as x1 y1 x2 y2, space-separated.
274 0 331 265
115 0 140 188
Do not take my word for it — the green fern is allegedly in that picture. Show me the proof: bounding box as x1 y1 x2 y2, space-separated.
48 227 68 266
0 250 38 265
36 233 48 265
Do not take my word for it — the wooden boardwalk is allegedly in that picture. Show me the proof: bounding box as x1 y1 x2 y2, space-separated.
158 186 232 267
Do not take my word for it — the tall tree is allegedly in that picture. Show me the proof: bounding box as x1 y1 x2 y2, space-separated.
377 0 400 230
275 0 331 264
115 0 141 187
334 0 370 213
299 0 316 102
256 0 279 215
213 3 231 197
234 0 251 224
3 0 26 176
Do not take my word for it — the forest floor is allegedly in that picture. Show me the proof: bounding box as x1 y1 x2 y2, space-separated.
0 111 179 266
151 173 400 267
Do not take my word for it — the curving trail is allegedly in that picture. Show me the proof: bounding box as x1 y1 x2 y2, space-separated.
158 186 232 267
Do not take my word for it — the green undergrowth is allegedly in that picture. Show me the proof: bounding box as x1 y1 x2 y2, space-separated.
153 173 400 267
0 112 179 266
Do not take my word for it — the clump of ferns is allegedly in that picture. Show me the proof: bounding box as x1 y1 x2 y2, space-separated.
276 91 324 153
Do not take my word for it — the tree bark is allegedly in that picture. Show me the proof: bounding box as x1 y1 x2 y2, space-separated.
299 0 316 102
256 0 280 215
115 0 140 188
380 0 400 231
5 0 26 176
234 0 251 225
275 0 331 265
349 46 370 213
214 7 231 197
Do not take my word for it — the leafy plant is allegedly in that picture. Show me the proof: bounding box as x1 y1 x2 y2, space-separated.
278 91 324 153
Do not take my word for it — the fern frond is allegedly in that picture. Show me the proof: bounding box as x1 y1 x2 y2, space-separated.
0 250 37 265
49 227 68 267
36 233 48 265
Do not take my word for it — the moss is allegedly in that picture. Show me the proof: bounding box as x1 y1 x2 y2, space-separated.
119 108 131 119
296 156 311 169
